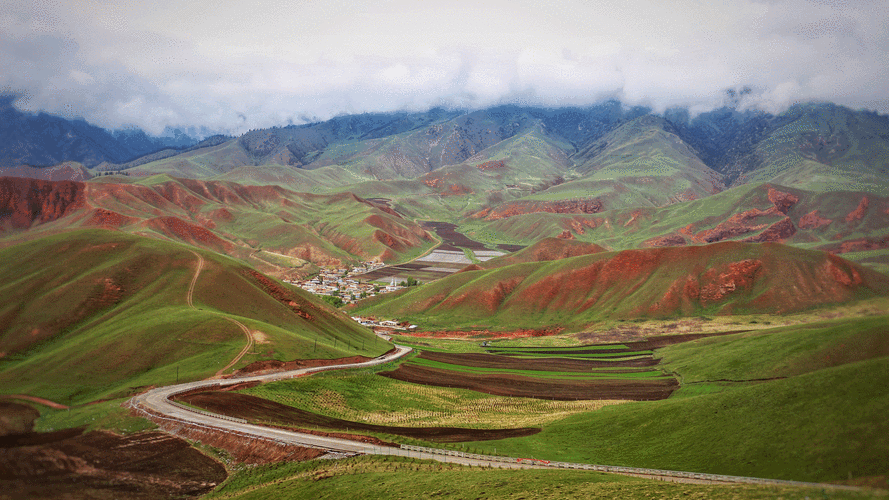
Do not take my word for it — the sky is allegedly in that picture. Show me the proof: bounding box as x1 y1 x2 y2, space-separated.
2 0 888 136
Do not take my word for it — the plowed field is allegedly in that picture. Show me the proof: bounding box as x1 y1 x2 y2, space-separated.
0 429 227 499
380 364 678 400
178 391 540 443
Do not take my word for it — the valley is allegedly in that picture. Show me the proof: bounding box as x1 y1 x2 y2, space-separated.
2 101 888 499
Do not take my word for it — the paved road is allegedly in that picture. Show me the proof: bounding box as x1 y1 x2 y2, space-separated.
128 345 866 489
129 345 545 469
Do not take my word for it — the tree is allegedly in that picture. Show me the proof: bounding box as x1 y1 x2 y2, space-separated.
320 295 344 308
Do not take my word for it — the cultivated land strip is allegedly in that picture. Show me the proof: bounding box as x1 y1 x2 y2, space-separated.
128 347 864 490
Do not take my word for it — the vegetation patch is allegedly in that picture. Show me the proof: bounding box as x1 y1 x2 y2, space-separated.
206 455 877 500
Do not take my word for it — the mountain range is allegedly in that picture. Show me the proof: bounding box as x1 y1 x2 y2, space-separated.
2 99 888 276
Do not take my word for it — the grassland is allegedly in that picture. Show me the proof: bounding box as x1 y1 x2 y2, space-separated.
216 313 889 486
207 455 877 500
239 367 622 429
461 315 889 483
0 229 386 408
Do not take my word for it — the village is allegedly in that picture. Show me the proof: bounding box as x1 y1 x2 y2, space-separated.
284 261 408 306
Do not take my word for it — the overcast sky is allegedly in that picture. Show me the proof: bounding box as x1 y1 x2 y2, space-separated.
2 0 888 135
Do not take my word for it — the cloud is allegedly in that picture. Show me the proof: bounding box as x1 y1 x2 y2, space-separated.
1 0 888 135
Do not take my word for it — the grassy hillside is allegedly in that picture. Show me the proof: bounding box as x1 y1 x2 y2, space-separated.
467 315 889 484
0 230 387 405
207 455 875 499
355 242 889 330
460 183 889 273
732 103 889 195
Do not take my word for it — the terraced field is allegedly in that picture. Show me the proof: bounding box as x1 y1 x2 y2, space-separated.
381 343 680 400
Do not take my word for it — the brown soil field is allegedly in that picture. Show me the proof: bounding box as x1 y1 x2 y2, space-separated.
0 428 227 499
420 351 660 371
401 327 565 340
232 352 386 376
420 221 488 251
380 364 678 401
177 391 540 443
361 262 459 282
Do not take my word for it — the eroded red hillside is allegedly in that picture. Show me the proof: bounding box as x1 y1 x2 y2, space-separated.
473 198 603 220
393 242 889 326
0 177 86 230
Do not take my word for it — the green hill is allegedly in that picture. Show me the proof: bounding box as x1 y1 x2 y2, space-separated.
355 242 889 330
0 230 386 405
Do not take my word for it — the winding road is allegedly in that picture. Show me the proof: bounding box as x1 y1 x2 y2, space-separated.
125 252 863 490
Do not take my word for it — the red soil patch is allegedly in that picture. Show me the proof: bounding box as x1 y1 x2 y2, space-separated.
178 391 539 443
151 182 208 213
742 217 796 242
845 196 870 222
142 408 325 464
402 327 564 340
0 429 227 499
799 209 833 229
698 259 762 305
564 216 604 236
692 188 800 243
476 160 505 171
479 237 605 270
233 353 381 376
767 187 799 214
144 216 234 252
695 207 782 242
642 234 688 248
557 230 575 239
381 365 677 401
244 269 314 320
365 213 430 246
0 176 86 230
82 207 139 228
820 234 889 254
473 198 603 221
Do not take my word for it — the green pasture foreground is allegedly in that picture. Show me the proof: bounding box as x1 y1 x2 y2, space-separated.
206 455 878 500
466 316 889 484
238 315 889 484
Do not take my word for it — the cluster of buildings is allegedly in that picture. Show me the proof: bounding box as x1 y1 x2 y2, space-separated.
351 317 418 331
284 261 402 305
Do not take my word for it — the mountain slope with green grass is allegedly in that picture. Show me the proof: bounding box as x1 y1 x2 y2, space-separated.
0 230 386 406
355 242 889 330
468 315 889 484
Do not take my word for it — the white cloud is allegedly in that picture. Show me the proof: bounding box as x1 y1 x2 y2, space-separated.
1 0 887 135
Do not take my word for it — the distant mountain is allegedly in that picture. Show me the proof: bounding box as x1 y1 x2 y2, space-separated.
120 102 888 197
0 96 199 169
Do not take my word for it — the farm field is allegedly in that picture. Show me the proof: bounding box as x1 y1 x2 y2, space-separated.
173 314 889 488
358 220 510 284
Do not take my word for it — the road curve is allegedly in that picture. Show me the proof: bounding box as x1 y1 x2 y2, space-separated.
128 344 865 489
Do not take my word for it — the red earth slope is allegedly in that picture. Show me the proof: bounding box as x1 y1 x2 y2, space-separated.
0 176 432 271
364 241 889 327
